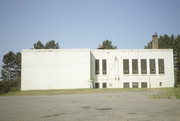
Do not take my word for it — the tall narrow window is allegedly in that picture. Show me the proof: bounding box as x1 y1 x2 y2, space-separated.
123 59 129 74
141 59 147 74
95 59 99 74
158 59 164 74
150 59 156 74
102 59 107 74
132 59 138 74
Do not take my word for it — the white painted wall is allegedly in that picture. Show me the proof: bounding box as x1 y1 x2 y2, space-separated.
91 49 174 88
21 49 174 90
21 49 91 90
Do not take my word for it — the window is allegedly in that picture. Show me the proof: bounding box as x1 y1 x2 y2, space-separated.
132 82 138 88
132 59 138 74
141 82 147 88
123 82 129 88
95 83 99 88
102 59 107 74
141 59 147 74
159 82 162 86
102 83 107 88
158 59 164 74
150 59 156 74
95 59 99 74
123 59 129 74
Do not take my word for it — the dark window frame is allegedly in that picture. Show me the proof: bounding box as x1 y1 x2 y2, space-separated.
132 82 139 88
102 83 107 88
123 59 129 74
123 82 129 88
158 59 165 74
141 59 147 74
132 59 138 74
102 59 107 74
95 59 99 74
141 82 147 88
150 59 156 74
95 83 99 88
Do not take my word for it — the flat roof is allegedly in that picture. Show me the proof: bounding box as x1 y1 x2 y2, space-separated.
22 49 173 53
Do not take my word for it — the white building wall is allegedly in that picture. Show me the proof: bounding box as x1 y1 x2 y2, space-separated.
91 49 174 88
21 49 174 90
21 49 91 90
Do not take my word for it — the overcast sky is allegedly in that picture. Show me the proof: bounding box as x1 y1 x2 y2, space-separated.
0 0 180 74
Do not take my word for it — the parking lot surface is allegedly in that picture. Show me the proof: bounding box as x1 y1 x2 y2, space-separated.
0 91 180 121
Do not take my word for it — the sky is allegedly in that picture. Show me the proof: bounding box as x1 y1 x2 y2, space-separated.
0 0 180 76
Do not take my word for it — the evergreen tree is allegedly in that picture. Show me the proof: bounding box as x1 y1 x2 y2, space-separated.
45 40 59 49
1 51 21 91
33 40 60 49
1 51 16 81
99 40 117 49
33 40 45 49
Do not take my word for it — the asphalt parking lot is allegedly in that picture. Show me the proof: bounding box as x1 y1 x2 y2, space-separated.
0 91 180 121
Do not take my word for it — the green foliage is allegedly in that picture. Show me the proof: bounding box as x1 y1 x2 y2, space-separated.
144 41 152 49
1 51 21 82
1 51 21 93
45 40 59 49
33 40 45 49
101 40 117 49
33 40 60 49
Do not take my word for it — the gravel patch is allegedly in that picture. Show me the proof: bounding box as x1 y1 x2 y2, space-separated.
0 90 180 121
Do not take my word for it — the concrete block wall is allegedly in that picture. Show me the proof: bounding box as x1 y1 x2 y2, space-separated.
91 49 174 88
21 49 91 90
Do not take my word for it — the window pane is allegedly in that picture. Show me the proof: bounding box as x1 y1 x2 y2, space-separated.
95 59 99 74
102 83 107 88
158 59 164 74
132 59 138 74
95 83 99 88
123 59 129 74
123 82 129 88
132 82 138 88
102 59 107 74
150 59 156 74
141 82 147 88
141 59 147 74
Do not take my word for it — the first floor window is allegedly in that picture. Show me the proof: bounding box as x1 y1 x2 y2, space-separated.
95 83 99 88
102 83 107 88
141 82 147 88
132 82 138 88
123 82 129 88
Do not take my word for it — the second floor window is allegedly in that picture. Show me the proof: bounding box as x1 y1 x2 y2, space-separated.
141 59 147 74
132 59 138 74
102 59 107 74
95 59 99 74
123 59 129 74
158 59 165 74
150 59 156 74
